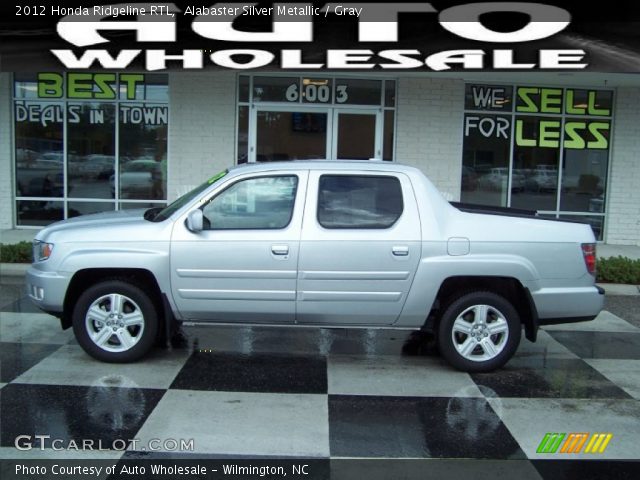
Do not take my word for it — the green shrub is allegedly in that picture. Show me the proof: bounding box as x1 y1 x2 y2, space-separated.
597 256 640 284
0 241 32 263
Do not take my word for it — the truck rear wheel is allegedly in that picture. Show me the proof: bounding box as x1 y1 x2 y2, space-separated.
437 291 521 372
72 280 158 363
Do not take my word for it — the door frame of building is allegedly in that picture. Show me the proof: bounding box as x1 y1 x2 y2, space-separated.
249 104 383 162
331 108 383 160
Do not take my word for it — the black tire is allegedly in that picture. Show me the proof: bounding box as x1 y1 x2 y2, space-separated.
72 280 158 363
437 291 521 373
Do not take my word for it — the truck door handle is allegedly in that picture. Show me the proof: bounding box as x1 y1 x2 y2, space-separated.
271 245 289 256
392 246 409 256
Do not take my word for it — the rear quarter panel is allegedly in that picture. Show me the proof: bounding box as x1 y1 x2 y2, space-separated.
396 197 598 326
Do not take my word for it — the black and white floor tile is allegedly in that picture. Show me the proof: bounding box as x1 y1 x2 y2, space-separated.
1 296 640 479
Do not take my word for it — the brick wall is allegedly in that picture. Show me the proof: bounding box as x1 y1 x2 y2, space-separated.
606 88 640 246
0 73 13 229
395 77 465 200
167 72 236 201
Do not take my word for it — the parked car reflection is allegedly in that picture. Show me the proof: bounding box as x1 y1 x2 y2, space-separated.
526 168 558 192
589 195 604 213
478 168 525 192
111 158 164 199
79 155 115 180
461 166 479 192
16 151 64 198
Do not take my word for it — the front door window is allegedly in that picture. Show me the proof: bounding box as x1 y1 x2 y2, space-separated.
202 175 298 230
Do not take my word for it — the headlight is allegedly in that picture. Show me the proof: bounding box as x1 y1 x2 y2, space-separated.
33 240 54 262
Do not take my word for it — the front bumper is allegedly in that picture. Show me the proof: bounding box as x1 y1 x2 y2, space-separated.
25 266 72 314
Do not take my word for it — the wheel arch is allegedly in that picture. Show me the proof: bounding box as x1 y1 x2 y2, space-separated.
62 268 166 331
425 275 538 342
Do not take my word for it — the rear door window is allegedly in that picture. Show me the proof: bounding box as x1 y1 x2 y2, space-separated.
317 175 403 229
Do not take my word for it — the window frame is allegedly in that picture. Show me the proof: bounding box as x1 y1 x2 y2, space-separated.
316 174 404 230
236 74 397 164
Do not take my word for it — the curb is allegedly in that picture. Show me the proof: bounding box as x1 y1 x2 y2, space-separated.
0 263 30 277
597 283 640 296
2 262 639 295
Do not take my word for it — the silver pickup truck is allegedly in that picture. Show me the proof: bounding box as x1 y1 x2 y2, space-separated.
27 161 604 372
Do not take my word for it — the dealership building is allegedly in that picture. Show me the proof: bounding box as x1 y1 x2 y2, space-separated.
0 71 639 245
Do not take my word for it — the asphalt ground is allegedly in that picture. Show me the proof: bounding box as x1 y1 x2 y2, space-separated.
604 295 640 328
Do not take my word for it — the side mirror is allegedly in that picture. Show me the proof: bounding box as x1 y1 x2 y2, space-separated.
186 210 204 233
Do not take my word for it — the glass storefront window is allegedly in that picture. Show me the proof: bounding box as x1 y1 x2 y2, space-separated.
120 202 166 210
256 111 327 161
68 201 116 218
383 111 395 161
511 116 560 211
301 78 333 104
461 114 512 206
559 215 605 241
119 103 168 200
67 102 115 199
14 74 40 99
240 75 396 163
238 76 250 103
253 76 299 103
515 87 559 113
565 90 612 116
465 84 513 112
385 81 396 107
14 73 168 227
560 120 609 213
335 79 381 105
462 84 613 239
237 106 249 164
336 113 376 160
119 74 168 102
14 101 64 200
17 200 64 227
245 76 388 107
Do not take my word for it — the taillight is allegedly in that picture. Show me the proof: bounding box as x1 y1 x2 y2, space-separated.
582 243 596 275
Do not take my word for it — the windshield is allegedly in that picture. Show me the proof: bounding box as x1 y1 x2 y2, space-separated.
148 170 228 222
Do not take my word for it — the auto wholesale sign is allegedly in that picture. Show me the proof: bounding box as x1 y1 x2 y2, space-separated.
48 2 585 71
2 1 640 72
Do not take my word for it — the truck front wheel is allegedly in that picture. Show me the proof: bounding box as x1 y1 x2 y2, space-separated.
72 280 158 363
437 291 521 372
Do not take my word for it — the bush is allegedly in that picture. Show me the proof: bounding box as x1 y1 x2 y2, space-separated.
597 256 640 285
0 241 32 263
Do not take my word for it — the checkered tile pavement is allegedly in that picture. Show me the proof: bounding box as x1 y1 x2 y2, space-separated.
1 294 640 479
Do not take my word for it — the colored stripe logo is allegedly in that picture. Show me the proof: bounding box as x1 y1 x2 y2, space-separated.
537 433 565 453
537 433 613 454
584 433 614 453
